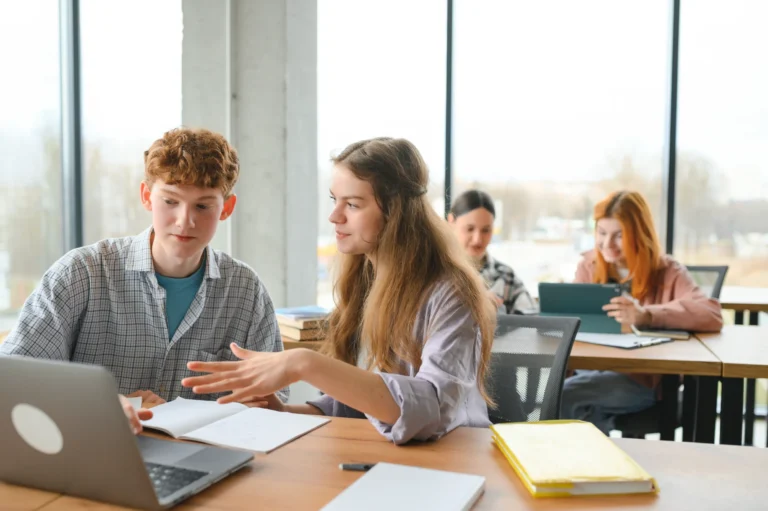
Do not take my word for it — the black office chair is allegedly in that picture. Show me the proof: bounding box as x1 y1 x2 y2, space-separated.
686 265 728 301
488 315 579 423
614 265 728 440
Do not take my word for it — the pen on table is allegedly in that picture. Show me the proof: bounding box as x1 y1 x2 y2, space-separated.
339 462 376 472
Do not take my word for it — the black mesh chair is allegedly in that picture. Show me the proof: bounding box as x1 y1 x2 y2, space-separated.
488 315 580 424
614 265 728 439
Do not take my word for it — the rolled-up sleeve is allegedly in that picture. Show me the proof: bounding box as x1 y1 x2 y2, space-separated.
367 286 486 444
307 393 368 418
307 393 334 415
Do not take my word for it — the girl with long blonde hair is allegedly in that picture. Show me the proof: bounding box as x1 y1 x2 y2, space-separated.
182 137 497 444
561 190 722 434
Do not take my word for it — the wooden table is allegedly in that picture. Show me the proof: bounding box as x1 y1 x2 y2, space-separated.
698 326 768 446
717 287 768 446
698 326 768 380
720 286 768 315
570 337 722 443
286 337 722 377
4 418 768 510
568 337 721 376
285 336 723 443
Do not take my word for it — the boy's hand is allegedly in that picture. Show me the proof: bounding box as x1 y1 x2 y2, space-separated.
127 390 167 409
119 395 153 434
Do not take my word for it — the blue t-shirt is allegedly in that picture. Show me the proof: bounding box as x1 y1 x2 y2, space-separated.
156 261 206 340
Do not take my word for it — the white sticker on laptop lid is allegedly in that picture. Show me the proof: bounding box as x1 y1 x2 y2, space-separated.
11 403 64 455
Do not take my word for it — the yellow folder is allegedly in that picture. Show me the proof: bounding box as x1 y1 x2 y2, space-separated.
491 420 658 498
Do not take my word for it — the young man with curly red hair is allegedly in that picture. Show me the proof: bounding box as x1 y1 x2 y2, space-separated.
1 128 287 431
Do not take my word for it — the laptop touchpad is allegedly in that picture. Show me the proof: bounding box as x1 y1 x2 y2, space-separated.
137 436 206 464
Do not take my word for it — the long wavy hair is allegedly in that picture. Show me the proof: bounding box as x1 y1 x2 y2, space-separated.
322 137 497 404
593 191 663 300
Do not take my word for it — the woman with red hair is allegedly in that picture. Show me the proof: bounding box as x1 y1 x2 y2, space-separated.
561 190 723 434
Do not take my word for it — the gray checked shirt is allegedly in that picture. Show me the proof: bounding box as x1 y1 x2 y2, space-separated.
480 252 536 315
0 227 288 402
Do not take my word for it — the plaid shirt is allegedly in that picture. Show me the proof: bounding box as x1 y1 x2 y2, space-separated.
0 227 288 402
480 252 536 314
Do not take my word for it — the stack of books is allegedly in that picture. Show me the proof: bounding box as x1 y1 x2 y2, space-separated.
491 420 657 497
274 306 330 342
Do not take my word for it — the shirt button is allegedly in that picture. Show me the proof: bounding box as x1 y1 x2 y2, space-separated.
159 384 166 394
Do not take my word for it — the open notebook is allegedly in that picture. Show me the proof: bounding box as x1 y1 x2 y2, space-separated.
491 420 657 497
322 463 485 511
141 397 329 453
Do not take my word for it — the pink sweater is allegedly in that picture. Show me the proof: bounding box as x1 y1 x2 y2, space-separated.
574 250 723 388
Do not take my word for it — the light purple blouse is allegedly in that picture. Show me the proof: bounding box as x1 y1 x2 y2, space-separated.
307 280 491 444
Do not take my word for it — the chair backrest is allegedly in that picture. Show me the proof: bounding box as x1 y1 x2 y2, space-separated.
488 315 579 424
685 265 728 299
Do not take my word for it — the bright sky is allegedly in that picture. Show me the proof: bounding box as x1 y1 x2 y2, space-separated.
318 0 768 200
1 0 767 200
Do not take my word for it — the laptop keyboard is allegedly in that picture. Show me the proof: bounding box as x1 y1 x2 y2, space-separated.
145 462 209 500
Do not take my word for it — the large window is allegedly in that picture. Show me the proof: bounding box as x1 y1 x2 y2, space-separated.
316 0 447 306
0 1 62 330
675 0 768 288
80 0 182 244
453 0 668 291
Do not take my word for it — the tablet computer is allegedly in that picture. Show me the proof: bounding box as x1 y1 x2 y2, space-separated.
538 282 623 334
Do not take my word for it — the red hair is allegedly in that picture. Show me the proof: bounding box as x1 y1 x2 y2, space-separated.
144 127 239 197
593 191 663 300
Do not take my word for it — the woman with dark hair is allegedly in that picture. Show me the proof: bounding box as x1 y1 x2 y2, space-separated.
448 190 535 314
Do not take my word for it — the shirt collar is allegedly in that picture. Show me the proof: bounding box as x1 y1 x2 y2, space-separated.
481 252 496 271
126 226 221 279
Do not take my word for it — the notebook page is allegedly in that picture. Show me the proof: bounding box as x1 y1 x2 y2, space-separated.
181 407 330 453
141 397 246 437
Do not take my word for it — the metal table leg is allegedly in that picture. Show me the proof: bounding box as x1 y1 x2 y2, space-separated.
694 376 718 443
720 377 744 445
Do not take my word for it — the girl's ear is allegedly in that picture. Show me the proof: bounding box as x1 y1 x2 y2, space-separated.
447 213 456 223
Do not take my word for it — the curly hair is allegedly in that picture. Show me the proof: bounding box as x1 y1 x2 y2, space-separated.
144 127 240 197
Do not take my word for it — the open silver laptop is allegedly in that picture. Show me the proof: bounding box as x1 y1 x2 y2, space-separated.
0 356 253 510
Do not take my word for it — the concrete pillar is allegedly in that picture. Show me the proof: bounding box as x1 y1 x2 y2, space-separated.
182 0 318 308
